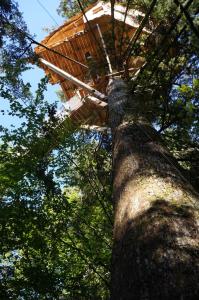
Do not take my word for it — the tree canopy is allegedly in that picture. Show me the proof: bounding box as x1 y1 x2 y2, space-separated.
0 0 199 299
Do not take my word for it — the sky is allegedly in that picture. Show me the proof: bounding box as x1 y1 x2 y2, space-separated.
1 0 65 127
18 0 63 41
17 0 65 98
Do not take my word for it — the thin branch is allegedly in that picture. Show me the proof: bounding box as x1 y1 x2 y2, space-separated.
177 158 199 162
50 123 113 225
147 25 187 83
76 0 104 56
70 226 110 270
174 0 199 40
78 218 112 249
118 0 131 60
131 0 194 90
158 118 178 133
124 0 158 63
17 42 33 59
61 234 110 288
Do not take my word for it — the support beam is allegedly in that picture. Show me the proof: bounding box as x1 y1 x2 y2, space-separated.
85 95 107 107
39 58 107 102
81 125 109 131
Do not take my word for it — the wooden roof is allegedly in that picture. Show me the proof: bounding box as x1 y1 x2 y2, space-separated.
35 1 149 127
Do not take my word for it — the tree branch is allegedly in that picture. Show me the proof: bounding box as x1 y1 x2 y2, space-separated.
174 0 199 40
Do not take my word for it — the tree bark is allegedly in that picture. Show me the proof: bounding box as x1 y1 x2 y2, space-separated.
108 78 199 300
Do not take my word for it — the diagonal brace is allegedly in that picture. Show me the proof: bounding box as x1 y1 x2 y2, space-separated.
39 58 107 102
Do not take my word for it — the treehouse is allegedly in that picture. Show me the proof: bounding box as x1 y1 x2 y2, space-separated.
35 1 150 128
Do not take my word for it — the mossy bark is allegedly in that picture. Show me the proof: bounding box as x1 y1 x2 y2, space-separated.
108 78 199 300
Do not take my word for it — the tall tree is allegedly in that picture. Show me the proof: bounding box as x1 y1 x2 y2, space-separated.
59 0 199 298
105 1 199 299
1 0 199 299
109 79 199 299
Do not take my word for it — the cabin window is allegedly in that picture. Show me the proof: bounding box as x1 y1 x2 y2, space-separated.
85 52 92 60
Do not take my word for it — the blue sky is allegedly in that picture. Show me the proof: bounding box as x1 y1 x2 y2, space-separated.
18 0 64 41
1 0 65 127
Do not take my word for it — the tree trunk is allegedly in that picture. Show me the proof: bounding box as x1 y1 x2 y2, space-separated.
108 78 199 300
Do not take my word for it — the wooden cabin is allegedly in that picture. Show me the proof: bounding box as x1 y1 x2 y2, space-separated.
35 1 150 128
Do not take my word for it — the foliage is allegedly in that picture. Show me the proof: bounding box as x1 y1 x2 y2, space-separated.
0 1 112 298
0 125 112 299
0 70 112 298
0 85 112 298
0 0 33 89
0 0 199 299
57 0 96 18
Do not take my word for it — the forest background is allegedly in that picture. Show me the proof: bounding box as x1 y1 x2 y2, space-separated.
0 0 199 299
